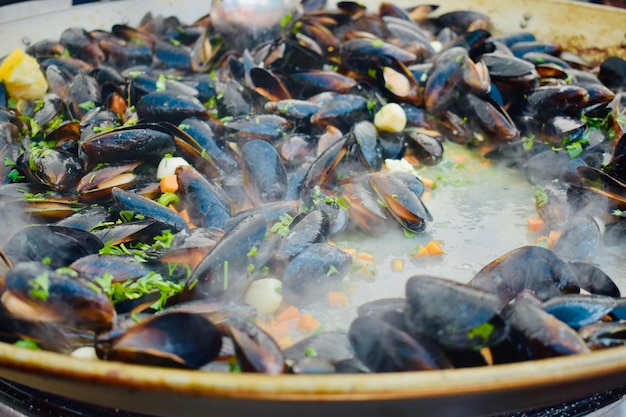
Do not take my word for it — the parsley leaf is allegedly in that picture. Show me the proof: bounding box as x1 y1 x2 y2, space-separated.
28 272 50 301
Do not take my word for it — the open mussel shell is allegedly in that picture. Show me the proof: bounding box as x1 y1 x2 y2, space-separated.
3 261 115 330
368 171 432 233
226 314 284 374
579 321 626 349
76 161 142 202
96 312 222 369
404 275 507 350
503 300 590 360
540 294 616 330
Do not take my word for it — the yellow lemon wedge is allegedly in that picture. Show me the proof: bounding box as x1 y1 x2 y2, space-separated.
0 48 48 100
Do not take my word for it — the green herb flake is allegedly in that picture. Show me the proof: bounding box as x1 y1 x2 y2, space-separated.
229 361 242 373
371 39 384 48
157 192 180 206
270 213 293 238
118 210 135 223
279 12 293 30
56 267 78 277
304 347 318 357
28 272 50 301
566 142 583 159
366 99 377 112
223 261 229 290
466 322 495 343
291 20 302 35
247 246 258 257
534 185 549 207
7 169 24 182
93 271 185 310
156 74 168 92
153 230 176 249
521 134 535 151
78 101 96 112
33 99 45 113
14 339 41 350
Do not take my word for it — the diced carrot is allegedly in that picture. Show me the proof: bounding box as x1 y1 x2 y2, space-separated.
297 313 320 331
480 347 494 366
178 208 191 223
274 336 293 349
527 217 545 233
275 305 301 322
343 248 358 258
168 204 178 212
357 252 375 262
411 245 429 258
425 240 444 256
420 177 436 190
354 263 377 277
391 258 404 272
451 154 467 164
403 154 420 166
160 175 179 193
327 291 349 306
548 230 562 245
263 320 291 338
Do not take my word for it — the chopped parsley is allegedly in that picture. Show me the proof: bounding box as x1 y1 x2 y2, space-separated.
14 339 41 350
28 272 50 301
534 185 549 207
270 213 293 238
89 271 185 310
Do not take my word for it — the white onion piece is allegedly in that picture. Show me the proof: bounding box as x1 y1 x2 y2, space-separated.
71 346 99 360
156 157 190 179
244 277 283 316
374 103 407 133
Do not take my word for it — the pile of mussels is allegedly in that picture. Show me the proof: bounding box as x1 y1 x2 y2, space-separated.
0 1 625 374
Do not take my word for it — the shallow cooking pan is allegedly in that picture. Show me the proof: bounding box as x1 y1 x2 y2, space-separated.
0 1 625 416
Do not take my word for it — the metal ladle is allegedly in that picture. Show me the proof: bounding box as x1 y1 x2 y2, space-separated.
210 0 303 51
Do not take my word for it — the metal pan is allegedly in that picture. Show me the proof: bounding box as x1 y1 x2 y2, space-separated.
0 1 625 416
